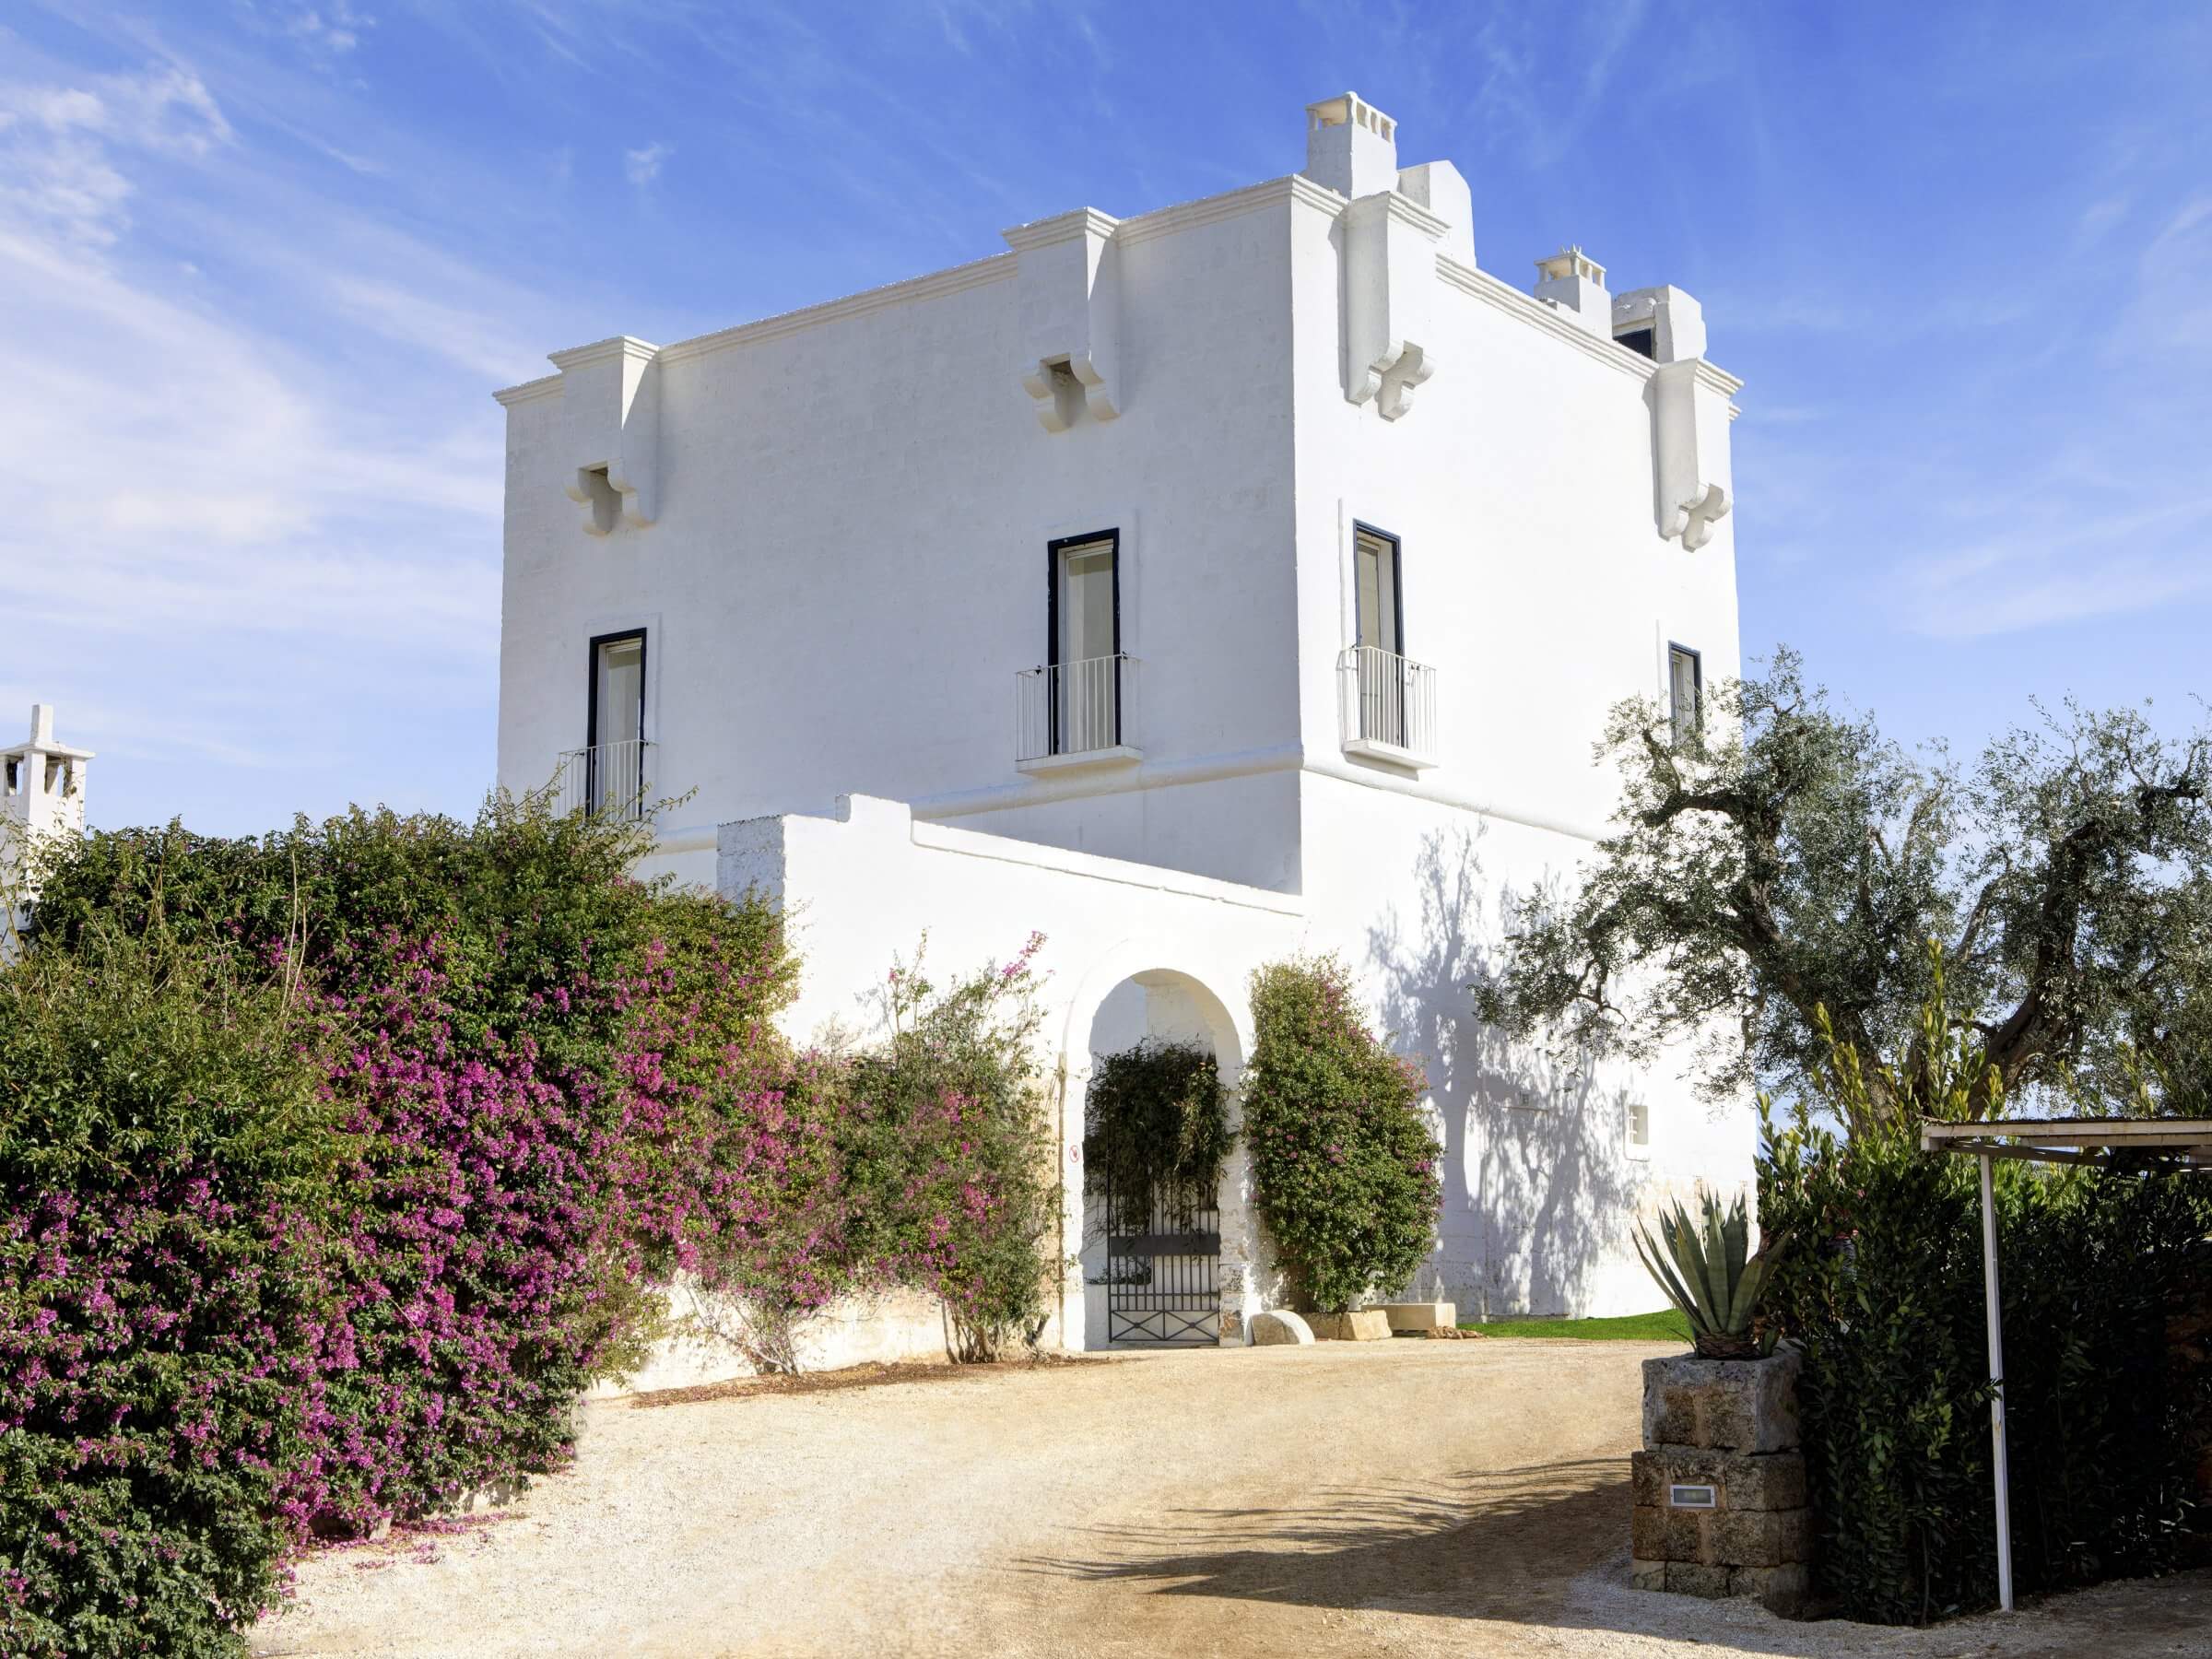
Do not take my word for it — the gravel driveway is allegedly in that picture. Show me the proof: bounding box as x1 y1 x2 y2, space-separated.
252 1339 2209 1657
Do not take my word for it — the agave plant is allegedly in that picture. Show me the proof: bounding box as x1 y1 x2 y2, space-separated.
1633 1192 1789 1359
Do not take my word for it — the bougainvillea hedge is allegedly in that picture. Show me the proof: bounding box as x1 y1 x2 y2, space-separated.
4 803 1058 1657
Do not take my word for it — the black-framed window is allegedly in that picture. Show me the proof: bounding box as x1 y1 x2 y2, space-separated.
1045 529 1121 754
585 629 647 815
1353 524 1403 656
1668 643 1702 746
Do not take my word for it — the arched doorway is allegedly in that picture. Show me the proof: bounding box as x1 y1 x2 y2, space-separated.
1075 967 1252 1348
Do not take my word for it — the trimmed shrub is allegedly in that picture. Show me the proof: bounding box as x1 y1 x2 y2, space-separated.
1760 1005 2212 1622
1243 955 1440 1314
1084 1039 1230 1220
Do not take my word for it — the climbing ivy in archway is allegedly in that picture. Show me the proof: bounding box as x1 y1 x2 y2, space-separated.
1084 1040 1231 1224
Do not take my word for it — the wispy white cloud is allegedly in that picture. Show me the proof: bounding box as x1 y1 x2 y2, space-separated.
623 139 670 187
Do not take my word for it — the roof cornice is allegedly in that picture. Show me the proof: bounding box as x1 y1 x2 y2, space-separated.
546 334 661 372
1001 206 1121 252
492 373 563 407
1116 173 1334 246
653 251 1018 368
1438 255 1652 382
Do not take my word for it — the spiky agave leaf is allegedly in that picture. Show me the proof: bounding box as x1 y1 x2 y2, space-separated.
1632 1189 1792 1356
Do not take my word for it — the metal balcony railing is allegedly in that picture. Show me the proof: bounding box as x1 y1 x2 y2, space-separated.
1016 653 1132 763
555 737 654 818
1337 646 1437 765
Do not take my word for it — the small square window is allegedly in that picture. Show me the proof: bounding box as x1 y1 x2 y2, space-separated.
1627 1099 1651 1158
1668 645 1702 746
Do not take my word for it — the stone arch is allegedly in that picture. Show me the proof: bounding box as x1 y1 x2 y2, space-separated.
1055 940 1273 1349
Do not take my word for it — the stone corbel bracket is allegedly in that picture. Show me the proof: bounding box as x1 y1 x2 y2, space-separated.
548 335 662 535
1652 358 1742 551
1342 190 1445 421
1005 208 1123 432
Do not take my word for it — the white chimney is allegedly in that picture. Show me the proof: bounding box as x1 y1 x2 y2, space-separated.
1304 93 1399 200
2 704 93 953
1535 246 1610 336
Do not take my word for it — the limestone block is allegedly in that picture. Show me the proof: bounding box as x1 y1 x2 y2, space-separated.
1629 1559 1667 1593
1248 1310 1315 1346
1630 1447 1807 1512
1663 1561 1733 1598
1310 1309 1393 1341
1728 1562 1811 1615
1630 1505 1707 1565
1641 1349 1801 1453
1712 1507 1813 1569
1382 1300 1456 1333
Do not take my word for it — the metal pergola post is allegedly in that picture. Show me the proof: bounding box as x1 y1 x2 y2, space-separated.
1919 1115 2212 1620
1977 1152 2013 1613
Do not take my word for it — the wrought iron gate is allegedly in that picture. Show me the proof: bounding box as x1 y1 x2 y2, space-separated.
1100 1171 1221 1346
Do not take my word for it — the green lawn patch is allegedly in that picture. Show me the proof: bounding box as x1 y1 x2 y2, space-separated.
1459 1309 1691 1343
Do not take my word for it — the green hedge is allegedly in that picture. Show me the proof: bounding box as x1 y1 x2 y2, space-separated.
1243 956 1440 1314
1761 1089 2210 1622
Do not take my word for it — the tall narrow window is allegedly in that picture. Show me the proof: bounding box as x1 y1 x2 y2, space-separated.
1352 524 1406 747
1627 1098 1652 1156
1354 525 1401 656
1668 644 1702 747
587 630 647 815
1048 531 1120 754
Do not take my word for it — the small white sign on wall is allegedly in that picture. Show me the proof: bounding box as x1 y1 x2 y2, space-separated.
1668 1484 1718 1510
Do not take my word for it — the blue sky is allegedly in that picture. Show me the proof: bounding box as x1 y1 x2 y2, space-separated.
5 1 2207 835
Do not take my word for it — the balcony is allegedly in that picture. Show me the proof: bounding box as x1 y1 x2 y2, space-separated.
1015 653 1139 772
1337 646 1437 770
555 737 654 818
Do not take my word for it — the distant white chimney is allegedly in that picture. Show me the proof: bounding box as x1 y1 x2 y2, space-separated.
2 704 93 952
1304 93 1400 200
1535 246 1610 336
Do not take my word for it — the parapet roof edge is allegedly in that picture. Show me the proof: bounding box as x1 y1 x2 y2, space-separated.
1438 254 1743 393
490 171 1743 401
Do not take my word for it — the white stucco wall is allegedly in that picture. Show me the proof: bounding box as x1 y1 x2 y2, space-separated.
498 94 1760 1338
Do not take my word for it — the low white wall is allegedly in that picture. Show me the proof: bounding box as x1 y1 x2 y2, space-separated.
720 794 1309 1347
592 1282 954 1396
709 791 1759 1344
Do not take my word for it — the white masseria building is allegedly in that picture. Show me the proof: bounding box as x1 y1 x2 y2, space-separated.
494 94 1754 1348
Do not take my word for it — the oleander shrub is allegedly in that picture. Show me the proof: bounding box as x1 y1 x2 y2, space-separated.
0 934 340 1659
1759 994 2212 1623
1243 955 1440 1314
1083 1039 1230 1225
839 935 1060 1362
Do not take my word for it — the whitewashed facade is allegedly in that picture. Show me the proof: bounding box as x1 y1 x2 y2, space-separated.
495 95 1754 1343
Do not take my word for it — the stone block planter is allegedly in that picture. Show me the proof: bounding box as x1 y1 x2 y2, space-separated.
1382 1300 1456 1333
1248 1310 1315 1346
1310 1309 1392 1341
1631 1347 1810 1615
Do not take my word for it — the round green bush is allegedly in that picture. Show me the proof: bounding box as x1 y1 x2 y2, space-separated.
1243 956 1440 1314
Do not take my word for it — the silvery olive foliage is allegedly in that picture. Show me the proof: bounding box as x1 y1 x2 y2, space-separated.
1474 649 2212 1133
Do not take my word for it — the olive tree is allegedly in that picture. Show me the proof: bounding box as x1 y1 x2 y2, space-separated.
1473 650 2211 1134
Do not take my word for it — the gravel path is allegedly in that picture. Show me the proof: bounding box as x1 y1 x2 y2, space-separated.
252 1339 2210 1657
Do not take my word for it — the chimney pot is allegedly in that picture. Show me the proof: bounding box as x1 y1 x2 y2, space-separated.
1304 92 1400 200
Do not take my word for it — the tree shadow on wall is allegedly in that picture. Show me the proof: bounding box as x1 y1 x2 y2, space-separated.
1364 826 1639 1318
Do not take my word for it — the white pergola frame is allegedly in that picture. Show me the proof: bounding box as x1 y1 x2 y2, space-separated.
1918 1117 2212 1612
